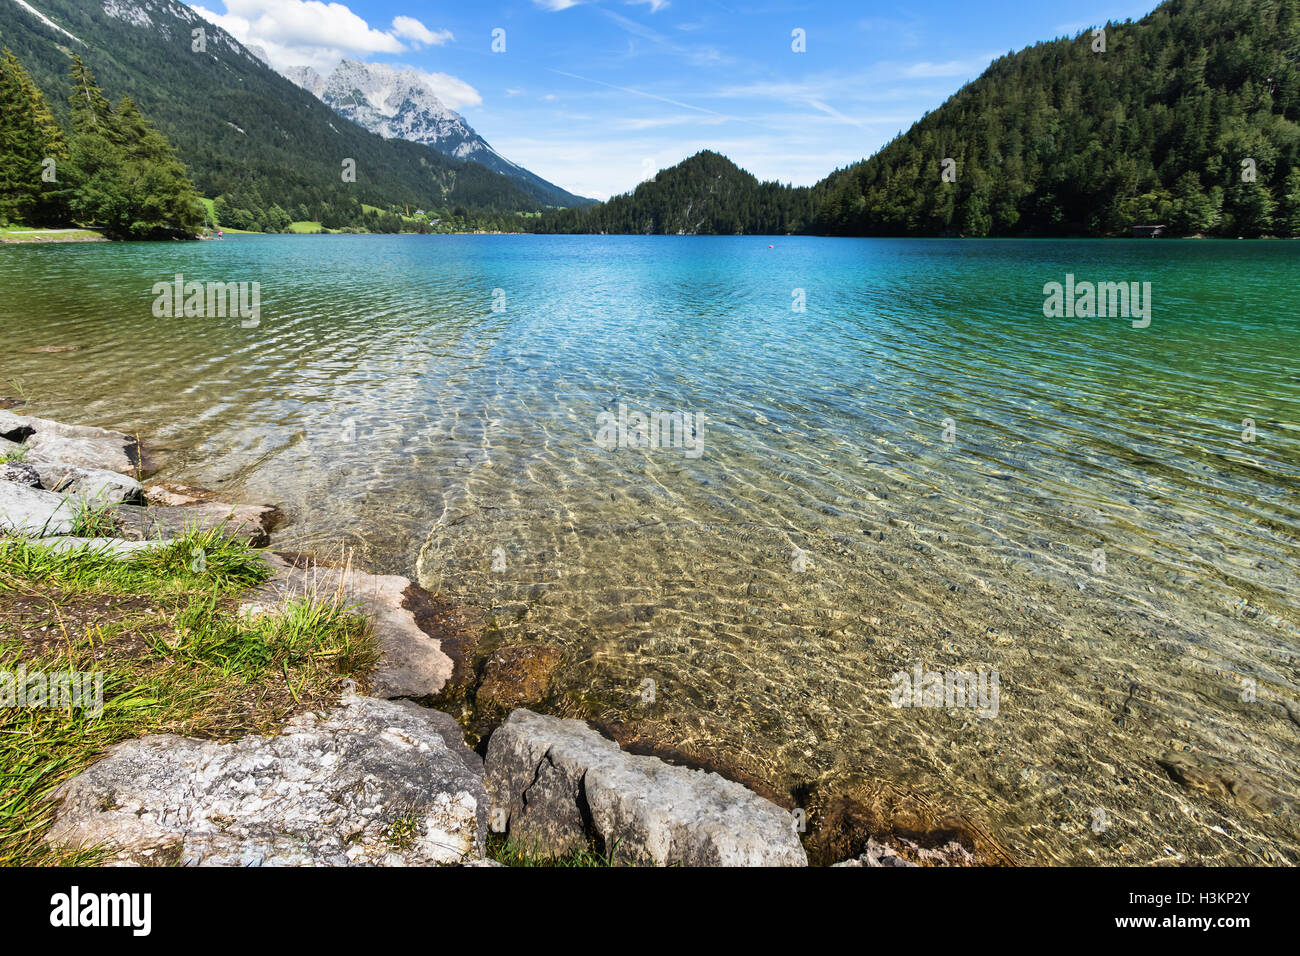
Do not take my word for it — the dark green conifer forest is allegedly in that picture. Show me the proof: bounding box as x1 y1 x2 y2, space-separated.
1 51 203 238
536 0 1300 238
3 0 1296 238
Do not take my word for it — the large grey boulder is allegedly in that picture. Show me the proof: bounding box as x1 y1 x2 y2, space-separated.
241 554 456 700
485 709 808 867
47 695 489 866
26 457 144 505
0 482 76 535
0 410 140 476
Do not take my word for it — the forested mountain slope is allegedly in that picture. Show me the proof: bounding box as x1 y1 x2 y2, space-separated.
813 0 1300 237
0 0 545 215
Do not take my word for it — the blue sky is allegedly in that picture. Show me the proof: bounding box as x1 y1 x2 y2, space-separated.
190 0 1160 200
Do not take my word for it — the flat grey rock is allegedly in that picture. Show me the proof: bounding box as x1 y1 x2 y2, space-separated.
485 709 808 867
47 695 489 866
27 457 144 505
114 501 280 547
0 482 76 535
0 410 139 476
0 461 42 487
241 554 455 699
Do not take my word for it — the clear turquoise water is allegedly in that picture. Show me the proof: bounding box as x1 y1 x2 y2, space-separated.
2 234 1298 863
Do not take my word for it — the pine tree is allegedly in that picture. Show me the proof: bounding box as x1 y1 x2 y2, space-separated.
111 96 205 237
1278 168 1300 236
0 49 68 225
67 56 116 138
62 61 204 239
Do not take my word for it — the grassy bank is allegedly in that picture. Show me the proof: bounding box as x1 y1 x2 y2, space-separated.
0 529 377 865
0 227 107 244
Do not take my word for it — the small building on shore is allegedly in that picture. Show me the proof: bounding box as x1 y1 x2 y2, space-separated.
1132 224 1167 238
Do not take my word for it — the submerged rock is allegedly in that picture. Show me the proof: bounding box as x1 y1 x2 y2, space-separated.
833 836 977 867
834 837 919 867
1156 751 1292 817
485 708 808 866
143 481 219 507
47 695 489 866
241 554 455 700
476 644 565 715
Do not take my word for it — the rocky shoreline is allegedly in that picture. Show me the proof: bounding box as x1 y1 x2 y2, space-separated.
1 405 981 866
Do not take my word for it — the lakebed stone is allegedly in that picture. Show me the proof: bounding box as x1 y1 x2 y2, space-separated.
833 836 977 867
1156 751 1292 817
485 708 808 866
143 481 219 507
833 837 919 867
476 644 565 715
46 694 489 866
241 553 455 700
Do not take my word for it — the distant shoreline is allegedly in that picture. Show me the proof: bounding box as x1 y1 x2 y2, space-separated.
0 228 109 244
8 227 1300 244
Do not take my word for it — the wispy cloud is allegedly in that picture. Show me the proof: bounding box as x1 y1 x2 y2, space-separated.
600 9 734 65
902 54 999 78
546 67 752 124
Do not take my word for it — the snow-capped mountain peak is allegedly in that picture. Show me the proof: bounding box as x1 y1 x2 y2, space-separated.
282 59 585 207
288 60 490 162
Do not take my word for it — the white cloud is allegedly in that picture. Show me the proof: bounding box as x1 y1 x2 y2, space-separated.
532 0 668 11
391 16 452 47
418 72 482 111
188 2 453 72
902 54 997 78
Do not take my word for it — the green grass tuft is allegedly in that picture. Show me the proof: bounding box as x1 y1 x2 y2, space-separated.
0 532 376 866
486 833 616 867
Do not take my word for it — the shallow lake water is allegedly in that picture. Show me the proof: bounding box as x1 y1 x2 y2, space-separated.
2 234 1297 864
